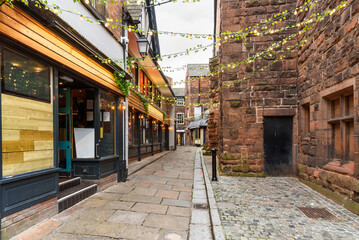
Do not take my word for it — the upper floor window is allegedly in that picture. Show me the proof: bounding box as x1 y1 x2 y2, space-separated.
1 47 51 102
177 97 184 106
326 87 354 161
83 0 108 20
176 113 184 124
301 103 310 135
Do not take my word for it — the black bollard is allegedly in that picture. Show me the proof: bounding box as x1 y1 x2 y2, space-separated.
211 149 218 181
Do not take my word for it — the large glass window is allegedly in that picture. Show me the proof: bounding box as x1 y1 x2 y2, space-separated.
140 114 145 144
145 117 152 144
153 120 159 143
98 93 116 157
128 109 137 145
1 48 50 102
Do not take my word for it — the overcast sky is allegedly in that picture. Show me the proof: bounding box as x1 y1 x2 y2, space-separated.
155 0 214 88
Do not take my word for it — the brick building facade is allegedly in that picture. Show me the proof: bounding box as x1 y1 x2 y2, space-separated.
212 0 359 209
185 64 210 146
173 87 186 145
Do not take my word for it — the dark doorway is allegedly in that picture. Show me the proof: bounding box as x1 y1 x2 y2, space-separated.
264 117 293 176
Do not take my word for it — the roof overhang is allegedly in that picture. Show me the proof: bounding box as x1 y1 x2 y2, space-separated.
128 31 174 97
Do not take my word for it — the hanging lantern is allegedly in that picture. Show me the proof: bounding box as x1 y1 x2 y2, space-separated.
137 36 149 57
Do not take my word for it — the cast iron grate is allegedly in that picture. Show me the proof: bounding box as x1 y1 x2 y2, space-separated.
193 203 208 209
298 207 339 220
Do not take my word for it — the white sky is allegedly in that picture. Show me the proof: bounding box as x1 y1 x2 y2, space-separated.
155 0 214 88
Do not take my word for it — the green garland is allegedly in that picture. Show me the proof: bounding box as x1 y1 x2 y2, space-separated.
114 71 130 97
132 91 149 114
114 71 150 114
163 112 166 121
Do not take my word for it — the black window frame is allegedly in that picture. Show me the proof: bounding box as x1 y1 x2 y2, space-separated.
81 0 107 21
0 46 51 103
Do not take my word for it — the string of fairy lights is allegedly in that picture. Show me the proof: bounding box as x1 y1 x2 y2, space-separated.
32 0 320 66
168 35 315 120
0 0 351 120
134 1 349 105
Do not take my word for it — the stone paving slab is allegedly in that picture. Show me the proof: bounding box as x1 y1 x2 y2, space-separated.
108 210 148 224
167 206 191 217
102 200 135 210
57 220 126 238
119 225 159 239
161 198 191 208
131 202 168 214
13 220 62 240
143 214 189 231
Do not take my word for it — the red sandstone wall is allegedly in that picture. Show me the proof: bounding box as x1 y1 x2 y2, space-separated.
217 0 298 175
296 0 359 200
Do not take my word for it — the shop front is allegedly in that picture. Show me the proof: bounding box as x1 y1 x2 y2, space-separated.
0 3 128 238
57 73 126 184
128 107 169 162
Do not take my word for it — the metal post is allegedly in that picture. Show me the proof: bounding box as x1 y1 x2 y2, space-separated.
211 149 218 181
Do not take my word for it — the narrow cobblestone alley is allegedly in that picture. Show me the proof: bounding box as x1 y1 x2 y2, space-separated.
14 147 199 240
206 157 359 240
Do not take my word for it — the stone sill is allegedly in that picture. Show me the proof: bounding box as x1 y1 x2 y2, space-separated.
322 161 354 176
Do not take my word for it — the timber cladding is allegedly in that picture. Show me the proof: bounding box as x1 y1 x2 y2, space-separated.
0 5 121 95
2 94 53 176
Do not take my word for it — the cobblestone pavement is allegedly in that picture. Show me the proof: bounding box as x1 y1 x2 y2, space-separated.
211 176 359 240
13 147 198 240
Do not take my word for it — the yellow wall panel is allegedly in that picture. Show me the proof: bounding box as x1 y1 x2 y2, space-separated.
3 152 24 164
2 140 34 153
23 150 53 161
3 159 53 176
2 130 20 141
2 94 54 176
20 130 53 141
34 141 53 150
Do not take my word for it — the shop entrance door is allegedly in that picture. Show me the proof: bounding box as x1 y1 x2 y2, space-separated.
59 88 72 172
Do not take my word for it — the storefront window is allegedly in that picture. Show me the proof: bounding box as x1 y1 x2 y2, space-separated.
1 47 53 176
140 114 145 144
145 117 152 144
128 109 137 145
2 48 50 102
98 93 116 157
72 89 95 159
153 120 159 143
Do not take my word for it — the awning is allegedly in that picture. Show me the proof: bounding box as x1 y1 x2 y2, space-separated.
187 119 207 130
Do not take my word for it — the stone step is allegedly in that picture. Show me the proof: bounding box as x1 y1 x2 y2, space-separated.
58 183 97 213
59 177 81 192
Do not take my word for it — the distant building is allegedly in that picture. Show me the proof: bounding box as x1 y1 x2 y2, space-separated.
184 64 210 146
173 87 186 145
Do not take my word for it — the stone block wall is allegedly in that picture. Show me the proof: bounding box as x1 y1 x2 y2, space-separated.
217 0 298 175
296 0 359 202
206 57 220 152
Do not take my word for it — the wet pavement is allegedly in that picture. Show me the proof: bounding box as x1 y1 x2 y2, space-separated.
210 173 359 240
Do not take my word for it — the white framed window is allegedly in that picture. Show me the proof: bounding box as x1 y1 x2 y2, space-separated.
177 97 184 106
176 113 184 124
194 106 202 121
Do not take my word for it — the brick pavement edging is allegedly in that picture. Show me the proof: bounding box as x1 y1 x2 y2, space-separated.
199 149 226 240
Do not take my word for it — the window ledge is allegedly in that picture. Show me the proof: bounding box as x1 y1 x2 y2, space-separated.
328 115 354 123
323 160 354 176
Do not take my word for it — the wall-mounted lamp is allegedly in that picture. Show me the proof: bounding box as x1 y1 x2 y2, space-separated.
137 36 149 57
